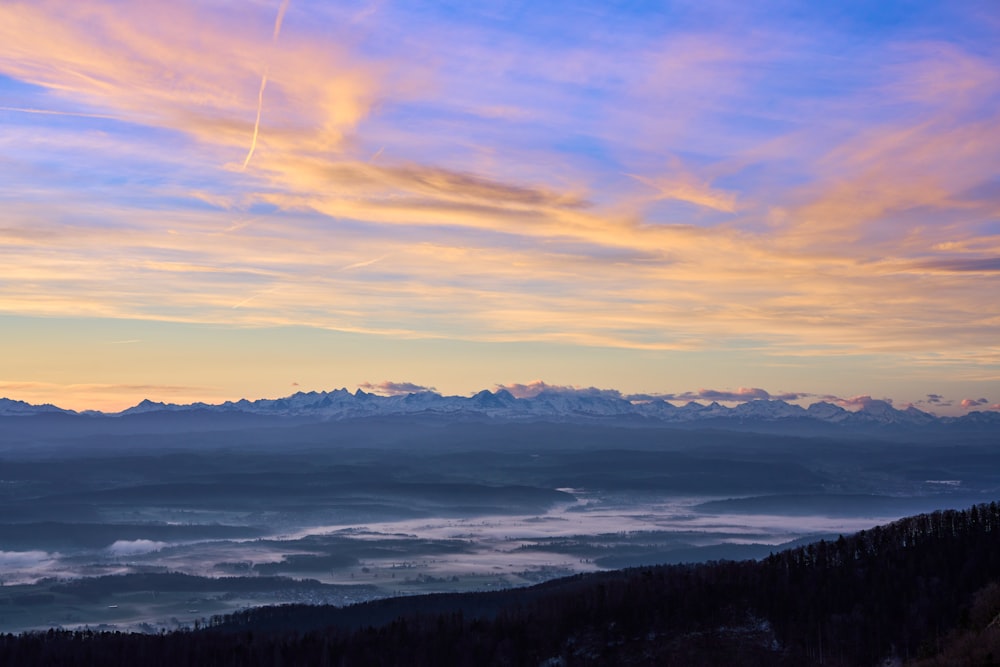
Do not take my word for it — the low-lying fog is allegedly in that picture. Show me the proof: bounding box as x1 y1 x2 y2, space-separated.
0 416 996 631
1 494 915 587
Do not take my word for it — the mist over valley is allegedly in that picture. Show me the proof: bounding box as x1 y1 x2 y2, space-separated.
1 391 996 634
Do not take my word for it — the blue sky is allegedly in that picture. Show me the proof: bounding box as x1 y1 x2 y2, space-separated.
0 0 998 413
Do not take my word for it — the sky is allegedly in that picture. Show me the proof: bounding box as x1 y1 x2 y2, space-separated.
0 0 998 414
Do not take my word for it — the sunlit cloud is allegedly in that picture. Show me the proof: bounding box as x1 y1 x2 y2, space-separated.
497 381 623 400
358 381 436 396
0 1 997 411
0 1 381 159
836 395 893 409
627 388 811 403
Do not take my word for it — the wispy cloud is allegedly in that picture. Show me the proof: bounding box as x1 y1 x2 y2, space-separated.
628 159 738 213
0 381 207 394
913 258 1000 273
0 1 380 159
918 393 953 408
0 1 997 410
339 255 386 271
232 288 280 310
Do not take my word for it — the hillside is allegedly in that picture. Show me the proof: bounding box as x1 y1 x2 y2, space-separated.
3 502 1000 666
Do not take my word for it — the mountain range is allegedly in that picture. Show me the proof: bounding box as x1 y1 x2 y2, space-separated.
2 389 998 433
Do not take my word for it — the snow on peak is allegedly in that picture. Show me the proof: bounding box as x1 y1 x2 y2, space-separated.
2 389 996 431
0 397 72 416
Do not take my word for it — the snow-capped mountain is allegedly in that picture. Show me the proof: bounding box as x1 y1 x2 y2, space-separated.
730 399 808 420
0 397 72 416
2 390 998 432
805 401 851 422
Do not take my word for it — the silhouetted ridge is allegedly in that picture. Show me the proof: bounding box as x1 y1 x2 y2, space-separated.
3 502 999 665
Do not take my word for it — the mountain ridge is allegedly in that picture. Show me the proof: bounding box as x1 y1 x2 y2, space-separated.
2 389 998 432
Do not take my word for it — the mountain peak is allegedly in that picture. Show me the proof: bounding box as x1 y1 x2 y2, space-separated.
0 397 73 416
0 390 997 433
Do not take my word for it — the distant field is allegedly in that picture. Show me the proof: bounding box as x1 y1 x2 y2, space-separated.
1 416 996 632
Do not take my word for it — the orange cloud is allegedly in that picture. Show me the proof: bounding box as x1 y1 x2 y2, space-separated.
0 1 381 160
777 46 1000 256
0 1 997 375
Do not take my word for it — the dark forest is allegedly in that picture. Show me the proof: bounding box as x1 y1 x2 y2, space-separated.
4 502 1000 666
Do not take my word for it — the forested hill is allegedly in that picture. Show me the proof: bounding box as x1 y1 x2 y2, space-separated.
4 503 1000 666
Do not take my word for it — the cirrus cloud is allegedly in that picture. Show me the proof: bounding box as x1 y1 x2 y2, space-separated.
0 1 997 412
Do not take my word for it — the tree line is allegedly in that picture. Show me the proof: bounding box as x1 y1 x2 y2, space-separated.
3 502 1000 666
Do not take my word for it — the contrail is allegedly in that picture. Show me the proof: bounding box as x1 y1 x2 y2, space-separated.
242 0 291 170
242 70 270 170
0 106 120 120
272 0 291 39
232 287 277 309
340 255 387 271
